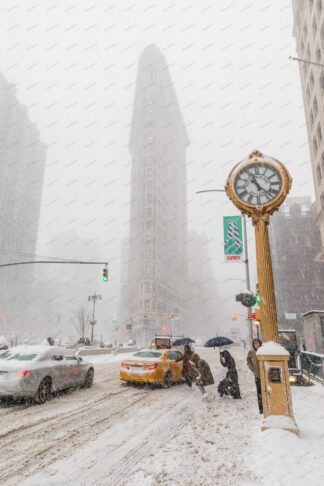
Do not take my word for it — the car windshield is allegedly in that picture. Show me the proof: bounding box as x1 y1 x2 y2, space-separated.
134 351 162 358
0 350 38 361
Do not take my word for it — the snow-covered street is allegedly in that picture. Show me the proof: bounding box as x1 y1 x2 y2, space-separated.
1 347 324 486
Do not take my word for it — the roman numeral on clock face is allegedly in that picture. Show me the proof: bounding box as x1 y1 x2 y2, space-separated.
238 190 248 199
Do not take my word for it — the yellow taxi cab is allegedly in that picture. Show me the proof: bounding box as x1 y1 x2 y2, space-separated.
120 349 184 387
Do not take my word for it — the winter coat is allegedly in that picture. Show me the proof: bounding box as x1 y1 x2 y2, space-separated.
177 351 200 378
220 351 239 383
218 350 241 398
196 358 215 386
246 339 262 379
247 349 260 379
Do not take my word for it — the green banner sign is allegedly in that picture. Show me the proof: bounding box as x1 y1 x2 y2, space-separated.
223 216 243 262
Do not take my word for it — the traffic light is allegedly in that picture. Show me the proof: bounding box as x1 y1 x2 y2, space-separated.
102 267 108 281
232 314 238 321
255 283 261 303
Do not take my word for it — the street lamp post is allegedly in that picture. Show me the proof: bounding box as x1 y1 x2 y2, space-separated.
196 189 252 339
88 292 102 346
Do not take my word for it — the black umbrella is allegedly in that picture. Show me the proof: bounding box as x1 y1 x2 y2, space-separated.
204 337 233 349
172 337 195 347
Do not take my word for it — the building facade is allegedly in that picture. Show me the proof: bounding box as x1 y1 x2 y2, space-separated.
292 0 324 260
269 197 324 335
125 45 189 345
0 73 46 336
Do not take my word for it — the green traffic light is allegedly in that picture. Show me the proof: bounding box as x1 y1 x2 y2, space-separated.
256 295 261 303
103 276 107 281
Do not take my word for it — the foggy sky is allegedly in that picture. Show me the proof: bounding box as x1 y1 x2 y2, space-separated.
0 0 313 338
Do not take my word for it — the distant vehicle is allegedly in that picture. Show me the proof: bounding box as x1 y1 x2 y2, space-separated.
0 345 94 403
120 349 184 387
278 330 304 385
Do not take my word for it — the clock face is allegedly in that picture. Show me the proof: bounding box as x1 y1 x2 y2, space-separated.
234 163 282 206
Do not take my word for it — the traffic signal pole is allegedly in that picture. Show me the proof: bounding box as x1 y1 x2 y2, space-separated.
196 189 253 340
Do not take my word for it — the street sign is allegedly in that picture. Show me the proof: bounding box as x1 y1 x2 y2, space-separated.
248 313 256 320
285 313 297 320
223 216 243 262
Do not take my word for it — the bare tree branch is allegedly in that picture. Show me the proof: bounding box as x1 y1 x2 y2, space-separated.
71 307 91 340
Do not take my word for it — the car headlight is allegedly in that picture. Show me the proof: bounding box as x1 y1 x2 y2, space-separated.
289 376 297 383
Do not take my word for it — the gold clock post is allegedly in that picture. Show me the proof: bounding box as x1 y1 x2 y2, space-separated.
225 150 298 435
253 215 278 343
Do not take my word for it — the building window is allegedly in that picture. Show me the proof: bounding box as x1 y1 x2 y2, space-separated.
310 71 315 90
144 299 150 312
146 264 150 275
306 86 311 102
146 194 153 203
301 38 305 53
145 281 150 293
312 17 317 38
310 109 315 129
303 22 308 37
317 123 322 142
146 234 151 244
321 22 324 48
320 72 324 95
314 136 318 154
317 164 322 185
313 96 319 117
321 193 324 209
145 250 151 258
316 46 321 62
318 0 322 14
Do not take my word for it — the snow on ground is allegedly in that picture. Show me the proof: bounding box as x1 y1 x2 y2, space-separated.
3 347 324 486
245 383 324 486
19 347 261 486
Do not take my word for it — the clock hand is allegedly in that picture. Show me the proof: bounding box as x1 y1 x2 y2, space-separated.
251 175 272 198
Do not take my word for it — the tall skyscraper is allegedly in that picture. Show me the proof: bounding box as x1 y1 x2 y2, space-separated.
0 73 46 335
125 45 189 345
292 1 324 260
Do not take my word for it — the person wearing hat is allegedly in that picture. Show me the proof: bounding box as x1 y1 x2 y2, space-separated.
247 338 263 414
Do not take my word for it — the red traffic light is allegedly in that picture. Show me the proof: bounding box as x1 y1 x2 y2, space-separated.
232 314 238 321
162 326 167 332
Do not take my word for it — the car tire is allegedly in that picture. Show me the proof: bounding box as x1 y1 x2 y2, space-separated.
35 377 52 404
82 368 94 388
164 371 172 388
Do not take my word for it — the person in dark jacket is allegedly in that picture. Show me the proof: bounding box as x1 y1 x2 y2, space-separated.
217 350 241 399
177 345 214 398
246 338 263 414
176 344 199 388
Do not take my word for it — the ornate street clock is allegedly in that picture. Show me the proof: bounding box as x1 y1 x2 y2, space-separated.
225 150 297 434
225 150 292 220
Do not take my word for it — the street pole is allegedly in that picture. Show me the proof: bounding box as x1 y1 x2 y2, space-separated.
243 213 253 341
196 189 252 339
88 292 102 346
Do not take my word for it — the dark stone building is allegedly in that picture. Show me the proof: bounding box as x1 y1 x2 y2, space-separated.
269 197 324 335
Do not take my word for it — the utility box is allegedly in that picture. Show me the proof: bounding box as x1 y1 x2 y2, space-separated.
257 342 299 435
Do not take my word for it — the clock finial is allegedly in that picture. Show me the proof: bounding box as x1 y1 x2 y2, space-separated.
249 150 263 159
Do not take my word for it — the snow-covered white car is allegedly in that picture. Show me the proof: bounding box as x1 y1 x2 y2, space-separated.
0 345 94 403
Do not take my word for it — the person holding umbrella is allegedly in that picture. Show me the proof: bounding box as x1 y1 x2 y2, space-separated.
246 338 263 414
217 350 241 399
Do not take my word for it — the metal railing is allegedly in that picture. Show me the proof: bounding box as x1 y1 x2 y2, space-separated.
301 351 324 384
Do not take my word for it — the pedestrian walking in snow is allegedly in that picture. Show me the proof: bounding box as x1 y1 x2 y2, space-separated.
194 355 214 399
176 345 214 398
176 344 199 389
246 338 263 414
217 350 241 399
